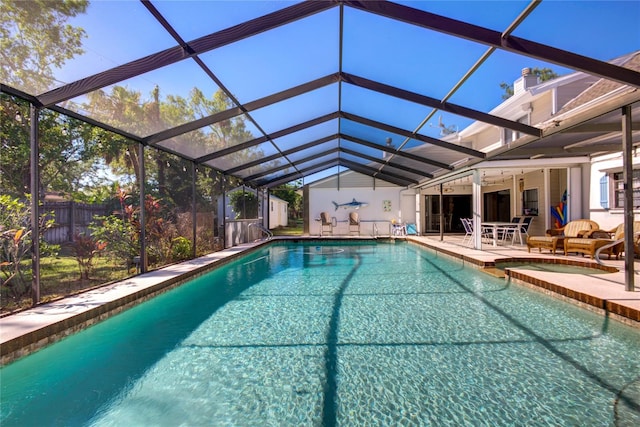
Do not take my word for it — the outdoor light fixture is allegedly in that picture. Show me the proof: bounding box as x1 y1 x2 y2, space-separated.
14 111 22 122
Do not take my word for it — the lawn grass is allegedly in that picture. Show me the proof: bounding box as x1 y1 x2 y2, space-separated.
2 255 132 313
40 255 131 296
2 224 300 314
271 221 303 236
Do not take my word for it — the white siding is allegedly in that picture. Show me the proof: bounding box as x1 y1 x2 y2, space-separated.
268 197 288 229
589 152 640 230
308 180 413 235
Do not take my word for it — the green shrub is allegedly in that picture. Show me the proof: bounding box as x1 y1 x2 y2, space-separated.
0 195 55 307
171 236 192 261
90 215 138 266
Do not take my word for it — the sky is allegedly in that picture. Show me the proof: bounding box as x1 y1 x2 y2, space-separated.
31 0 640 183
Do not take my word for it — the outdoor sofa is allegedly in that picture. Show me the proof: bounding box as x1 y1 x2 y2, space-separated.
564 221 640 259
526 219 599 255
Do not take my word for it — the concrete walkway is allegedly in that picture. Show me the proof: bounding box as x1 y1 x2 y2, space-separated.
1 235 639 365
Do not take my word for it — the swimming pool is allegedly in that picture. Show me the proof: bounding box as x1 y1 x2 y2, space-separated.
1 241 639 426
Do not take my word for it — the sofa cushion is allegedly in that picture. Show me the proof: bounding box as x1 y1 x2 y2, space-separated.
563 220 598 237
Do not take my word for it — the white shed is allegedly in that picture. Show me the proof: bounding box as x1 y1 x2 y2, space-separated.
269 195 289 229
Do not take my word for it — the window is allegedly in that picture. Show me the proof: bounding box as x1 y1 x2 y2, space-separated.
611 170 640 208
522 188 538 216
503 115 528 145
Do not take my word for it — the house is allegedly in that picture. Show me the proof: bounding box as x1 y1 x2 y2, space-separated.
415 50 640 238
304 50 640 239
568 52 640 231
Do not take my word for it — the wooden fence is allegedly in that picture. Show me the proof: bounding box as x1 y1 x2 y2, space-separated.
42 202 109 244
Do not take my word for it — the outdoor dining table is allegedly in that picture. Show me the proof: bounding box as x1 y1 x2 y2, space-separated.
481 221 521 247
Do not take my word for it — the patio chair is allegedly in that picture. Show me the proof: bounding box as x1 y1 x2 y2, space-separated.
461 218 473 246
461 218 491 246
348 211 360 235
392 222 407 236
496 216 531 245
526 219 599 255
320 211 333 236
516 216 534 244
501 217 525 244
564 221 640 259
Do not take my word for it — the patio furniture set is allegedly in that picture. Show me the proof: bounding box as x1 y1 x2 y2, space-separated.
526 219 640 259
461 217 533 247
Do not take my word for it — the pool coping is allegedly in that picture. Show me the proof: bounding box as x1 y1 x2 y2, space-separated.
2 236 639 366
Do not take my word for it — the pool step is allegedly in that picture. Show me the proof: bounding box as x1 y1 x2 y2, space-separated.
482 267 505 278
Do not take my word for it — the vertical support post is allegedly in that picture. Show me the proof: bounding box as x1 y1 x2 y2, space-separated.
439 184 444 241
191 162 197 259
622 105 634 292
414 193 421 236
221 176 226 249
138 143 147 273
543 168 551 229
263 188 269 230
512 175 517 218
472 170 482 249
242 184 246 219
29 104 40 305
303 183 310 235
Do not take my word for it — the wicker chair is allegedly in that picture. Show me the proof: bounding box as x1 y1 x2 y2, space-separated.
564 221 640 259
526 219 599 255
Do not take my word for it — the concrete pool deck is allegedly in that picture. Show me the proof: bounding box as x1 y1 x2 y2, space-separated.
1 235 639 365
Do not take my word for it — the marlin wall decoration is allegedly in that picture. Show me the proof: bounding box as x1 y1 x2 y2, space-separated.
332 199 369 211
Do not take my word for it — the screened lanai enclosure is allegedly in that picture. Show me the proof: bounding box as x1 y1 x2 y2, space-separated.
1 0 639 309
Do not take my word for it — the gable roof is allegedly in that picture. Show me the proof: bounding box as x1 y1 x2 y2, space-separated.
556 51 640 116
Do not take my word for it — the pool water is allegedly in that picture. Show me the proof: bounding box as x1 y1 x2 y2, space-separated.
1 241 639 426
496 262 610 275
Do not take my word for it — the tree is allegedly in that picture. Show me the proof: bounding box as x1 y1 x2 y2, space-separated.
0 94 110 200
78 85 256 208
1 1 91 199
1 0 258 217
0 95 30 198
0 0 87 93
228 190 259 219
500 67 558 100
